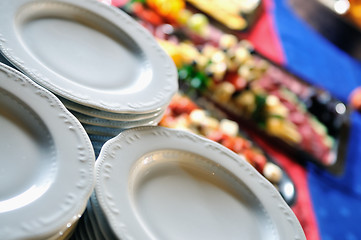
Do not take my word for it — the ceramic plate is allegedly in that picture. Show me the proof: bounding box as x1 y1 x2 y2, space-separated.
81 210 96 240
0 63 95 239
86 197 112 240
58 95 166 121
94 126 305 240
83 201 104 240
88 134 114 149
82 123 125 137
68 103 166 122
72 110 163 128
89 193 118 239
0 0 177 113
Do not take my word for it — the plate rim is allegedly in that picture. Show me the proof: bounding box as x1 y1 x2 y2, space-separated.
94 126 305 240
0 62 95 239
71 110 164 129
0 0 178 113
58 95 166 121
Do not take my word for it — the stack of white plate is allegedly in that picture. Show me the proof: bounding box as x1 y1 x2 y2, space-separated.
0 0 178 156
0 62 95 239
57 95 169 157
72 126 306 240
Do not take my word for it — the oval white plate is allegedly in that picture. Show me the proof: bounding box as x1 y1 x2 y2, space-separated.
82 123 125 137
83 202 103 240
0 0 177 113
94 126 305 240
0 63 95 239
72 110 163 129
58 95 166 121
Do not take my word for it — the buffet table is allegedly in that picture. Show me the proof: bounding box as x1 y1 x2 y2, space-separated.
248 0 361 239
116 0 361 238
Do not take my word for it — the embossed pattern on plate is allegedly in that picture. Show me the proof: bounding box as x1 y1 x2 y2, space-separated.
0 62 95 240
71 110 164 128
0 0 177 113
94 126 305 240
57 95 166 120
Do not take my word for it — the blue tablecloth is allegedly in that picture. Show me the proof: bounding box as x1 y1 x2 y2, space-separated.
273 0 361 239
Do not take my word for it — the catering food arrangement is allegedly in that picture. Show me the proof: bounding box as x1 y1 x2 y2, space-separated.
122 0 350 173
159 93 296 205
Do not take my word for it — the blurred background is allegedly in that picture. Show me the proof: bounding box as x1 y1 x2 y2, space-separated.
112 0 361 239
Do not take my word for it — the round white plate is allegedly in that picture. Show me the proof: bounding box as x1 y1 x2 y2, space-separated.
81 209 96 240
88 134 113 146
72 110 163 128
84 201 104 240
94 126 305 240
0 63 95 239
0 0 177 113
58 95 167 121
82 123 124 137
90 193 117 239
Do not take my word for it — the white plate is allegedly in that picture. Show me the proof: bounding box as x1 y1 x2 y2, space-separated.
0 0 177 113
81 209 96 240
72 110 163 128
90 193 117 239
88 134 114 149
58 95 166 121
83 201 105 240
82 123 124 137
67 103 166 122
0 63 95 239
94 126 305 240
66 102 166 122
